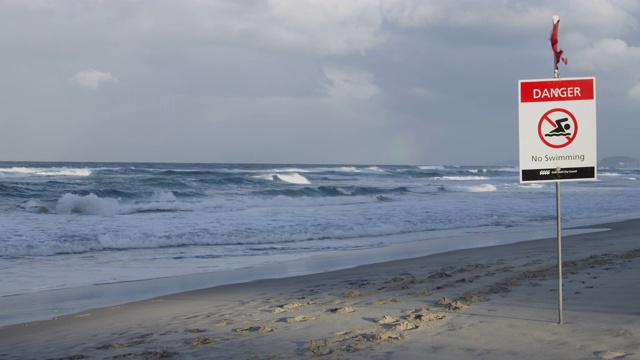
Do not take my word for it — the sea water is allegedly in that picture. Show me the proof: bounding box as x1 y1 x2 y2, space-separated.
1 162 639 324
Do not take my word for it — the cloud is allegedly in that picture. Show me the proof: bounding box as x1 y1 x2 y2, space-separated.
380 0 638 39
264 0 385 55
322 67 380 100
567 0 638 38
571 38 640 99
107 0 387 56
628 83 640 101
572 38 640 71
68 69 119 90
380 0 546 30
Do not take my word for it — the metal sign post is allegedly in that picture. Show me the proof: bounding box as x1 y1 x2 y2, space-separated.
518 16 597 325
554 68 563 325
556 174 563 324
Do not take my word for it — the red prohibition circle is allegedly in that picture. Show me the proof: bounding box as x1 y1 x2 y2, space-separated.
537 108 578 149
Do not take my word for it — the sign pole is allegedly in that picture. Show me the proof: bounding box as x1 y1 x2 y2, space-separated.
556 178 563 324
552 15 563 324
554 47 563 326
551 14 564 325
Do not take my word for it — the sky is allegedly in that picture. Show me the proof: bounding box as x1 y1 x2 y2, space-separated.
1 0 639 165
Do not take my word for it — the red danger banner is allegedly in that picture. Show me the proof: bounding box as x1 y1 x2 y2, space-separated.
520 78 594 103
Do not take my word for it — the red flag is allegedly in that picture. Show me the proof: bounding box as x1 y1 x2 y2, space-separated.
550 15 567 71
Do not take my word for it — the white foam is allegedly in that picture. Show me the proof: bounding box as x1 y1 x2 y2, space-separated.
18 199 52 213
272 168 311 173
340 166 359 172
432 176 490 181
49 192 196 217
150 191 178 202
335 187 354 195
0 167 92 177
252 172 311 185
513 183 545 189
365 166 386 173
55 193 120 216
497 167 519 172
465 184 498 192
280 173 311 184
418 165 445 170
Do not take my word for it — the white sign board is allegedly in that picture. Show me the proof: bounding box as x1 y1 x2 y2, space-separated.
518 77 597 182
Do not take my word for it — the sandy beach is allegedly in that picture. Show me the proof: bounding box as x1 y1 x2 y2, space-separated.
1 219 639 360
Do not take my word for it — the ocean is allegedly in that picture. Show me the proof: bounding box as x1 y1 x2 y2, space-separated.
1 162 639 324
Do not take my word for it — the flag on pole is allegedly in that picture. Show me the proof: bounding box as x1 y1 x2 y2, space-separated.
550 15 567 73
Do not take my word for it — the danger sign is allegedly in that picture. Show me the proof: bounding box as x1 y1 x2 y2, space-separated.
518 77 597 182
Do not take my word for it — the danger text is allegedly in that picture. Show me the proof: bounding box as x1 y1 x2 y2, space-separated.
533 87 581 99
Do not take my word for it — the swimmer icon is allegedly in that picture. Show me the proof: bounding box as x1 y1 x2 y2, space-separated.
538 108 578 149
546 118 571 137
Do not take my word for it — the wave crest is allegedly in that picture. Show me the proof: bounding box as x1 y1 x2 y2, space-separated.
466 184 498 192
0 167 92 177
56 193 120 215
255 173 311 184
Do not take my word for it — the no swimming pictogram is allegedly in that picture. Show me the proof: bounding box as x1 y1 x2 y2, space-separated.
537 108 578 149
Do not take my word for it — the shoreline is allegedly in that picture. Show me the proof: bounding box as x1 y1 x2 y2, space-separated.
1 218 639 359
0 218 613 328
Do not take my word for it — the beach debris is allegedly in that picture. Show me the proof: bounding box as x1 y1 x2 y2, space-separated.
281 315 316 323
594 350 628 360
370 298 398 306
346 279 370 287
371 331 404 341
437 296 455 305
377 315 397 324
344 291 364 298
247 356 279 360
149 349 178 360
186 328 206 333
188 336 217 346
437 296 473 310
392 321 418 331
460 293 484 304
234 326 275 333
487 283 511 294
428 271 452 279
307 339 333 357
271 301 308 313
308 328 405 357
446 300 467 311
328 306 355 314
405 307 431 314
615 329 633 337
215 319 233 326
96 339 145 350
406 312 446 322
415 290 431 296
